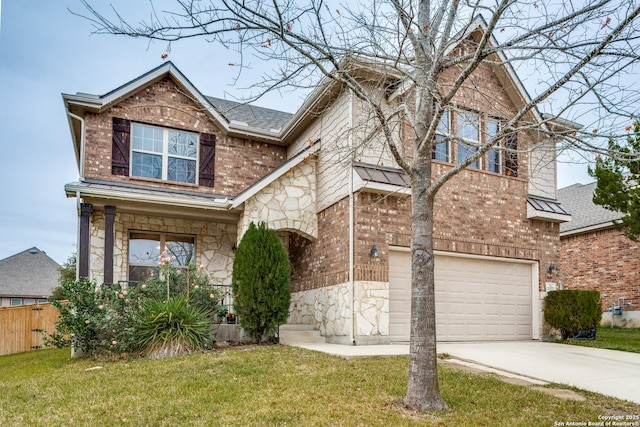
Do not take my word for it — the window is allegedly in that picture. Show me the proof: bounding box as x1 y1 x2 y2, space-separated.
432 110 450 162
128 232 195 282
131 124 198 184
487 119 501 173
11 298 22 306
505 133 518 177
24 298 35 305
37 298 48 304
457 111 480 168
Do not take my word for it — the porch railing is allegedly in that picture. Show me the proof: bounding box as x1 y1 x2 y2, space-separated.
111 281 235 322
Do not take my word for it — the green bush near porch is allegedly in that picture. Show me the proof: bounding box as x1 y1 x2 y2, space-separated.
232 222 291 343
47 261 223 357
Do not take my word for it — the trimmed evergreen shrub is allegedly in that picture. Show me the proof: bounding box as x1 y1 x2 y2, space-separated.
232 222 291 343
544 290 602 339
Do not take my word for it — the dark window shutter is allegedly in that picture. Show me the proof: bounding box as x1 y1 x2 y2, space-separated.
112 117 131 176
199 132 216 187
505 133 518 177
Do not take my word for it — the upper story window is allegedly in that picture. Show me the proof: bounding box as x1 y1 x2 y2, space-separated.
131 124 198 184
111 117 216 187
487 119 501 173
432 110 450 162
427 110 518 177
456 110 480 168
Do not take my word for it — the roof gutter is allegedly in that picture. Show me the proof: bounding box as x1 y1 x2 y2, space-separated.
64 182 232 211
560 221 617 238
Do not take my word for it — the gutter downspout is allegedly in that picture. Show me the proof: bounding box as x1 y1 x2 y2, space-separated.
66 110 86 181
75 191 82 281
348 89 356 345
67 109 85 283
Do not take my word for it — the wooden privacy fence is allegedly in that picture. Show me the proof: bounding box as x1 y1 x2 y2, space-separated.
0 303 60 356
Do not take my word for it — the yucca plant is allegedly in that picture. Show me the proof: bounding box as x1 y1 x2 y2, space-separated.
138 296 213 359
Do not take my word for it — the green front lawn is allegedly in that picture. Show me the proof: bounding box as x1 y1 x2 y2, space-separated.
2 346 639 426
565 327 640 353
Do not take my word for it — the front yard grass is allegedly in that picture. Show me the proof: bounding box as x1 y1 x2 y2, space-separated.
564 327 640 353
1 345 639 426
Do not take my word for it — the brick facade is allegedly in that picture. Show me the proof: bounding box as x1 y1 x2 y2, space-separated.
83 76 286 197
560 227 640 312
290 198 350 292
66 60 565 341
290 163 559 293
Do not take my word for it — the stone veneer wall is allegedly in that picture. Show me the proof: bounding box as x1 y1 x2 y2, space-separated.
353 281 389 343
289 282 352 344
238 160 318 241
289 280 391 344
89 210 236 285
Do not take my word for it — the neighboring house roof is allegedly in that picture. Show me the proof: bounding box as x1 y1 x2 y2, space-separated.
0 247 60 298
557 182 623 236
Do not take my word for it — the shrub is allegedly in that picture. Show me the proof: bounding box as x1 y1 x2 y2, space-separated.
137 296 213 359
232 222 291 343
47 261 223 358
47 279 147 356
544 290 602 339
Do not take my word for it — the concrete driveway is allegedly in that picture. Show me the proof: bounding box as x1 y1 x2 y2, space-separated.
292 340 640 404
438 341 640 404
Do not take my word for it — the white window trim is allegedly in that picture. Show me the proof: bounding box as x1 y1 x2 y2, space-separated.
128 231 196 281
486 118 502 174
456 110 481 169
130 123 200 184
434 108 450 162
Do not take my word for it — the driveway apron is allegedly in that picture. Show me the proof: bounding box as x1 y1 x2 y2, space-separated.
437 341 640 404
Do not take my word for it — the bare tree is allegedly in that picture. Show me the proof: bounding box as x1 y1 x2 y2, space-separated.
77 0 640 411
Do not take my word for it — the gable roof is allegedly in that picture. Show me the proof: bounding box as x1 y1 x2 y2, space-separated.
62 62 292 154
557 182 623 236
0 248 60 298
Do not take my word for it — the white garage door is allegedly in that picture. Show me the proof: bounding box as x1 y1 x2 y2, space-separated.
389 250 533 342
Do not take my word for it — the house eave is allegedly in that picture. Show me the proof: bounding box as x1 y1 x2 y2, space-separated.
526 204 571 223
560 222 615 238
64 181 233 212
353 176 411 197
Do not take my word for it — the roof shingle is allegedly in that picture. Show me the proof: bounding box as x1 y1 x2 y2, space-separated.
0 248 60 298
557 182 623 234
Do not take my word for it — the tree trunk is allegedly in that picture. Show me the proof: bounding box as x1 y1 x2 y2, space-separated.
404 158 448 412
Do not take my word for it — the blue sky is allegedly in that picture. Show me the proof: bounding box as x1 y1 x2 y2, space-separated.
0 1 593 265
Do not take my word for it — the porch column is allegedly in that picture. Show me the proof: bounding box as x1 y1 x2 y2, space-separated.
104 206 116 285
78 203 93 279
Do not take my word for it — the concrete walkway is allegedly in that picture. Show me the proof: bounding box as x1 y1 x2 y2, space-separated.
290 341 640 404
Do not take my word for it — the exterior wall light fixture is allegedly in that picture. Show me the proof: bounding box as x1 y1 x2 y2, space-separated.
370 245 379 258
548 264 557 275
